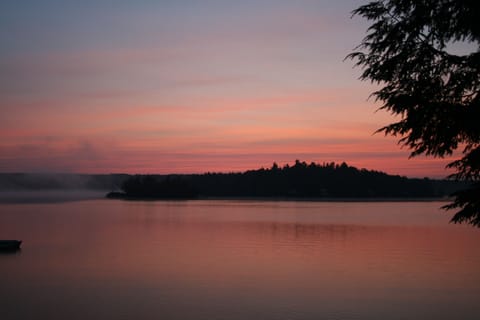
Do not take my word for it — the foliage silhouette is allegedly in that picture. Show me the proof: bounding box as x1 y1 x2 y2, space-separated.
118 175 198 199
109 161 462 200
347 0 480 226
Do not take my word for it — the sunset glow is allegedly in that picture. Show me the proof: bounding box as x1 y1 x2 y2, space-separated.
0 0 455 177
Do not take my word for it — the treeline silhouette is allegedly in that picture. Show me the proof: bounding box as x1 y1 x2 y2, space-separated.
115 174 198 199
108 160 463 199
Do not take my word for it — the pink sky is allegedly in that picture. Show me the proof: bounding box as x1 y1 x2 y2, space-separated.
0 0 456 177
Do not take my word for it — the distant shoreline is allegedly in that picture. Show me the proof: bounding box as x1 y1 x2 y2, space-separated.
105 192 451 203
0 190 451 204
1 161 465 203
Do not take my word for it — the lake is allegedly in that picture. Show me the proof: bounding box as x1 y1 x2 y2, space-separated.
1 197 479 320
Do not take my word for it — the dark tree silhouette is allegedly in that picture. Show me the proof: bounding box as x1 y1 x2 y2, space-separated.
348 0 480 226
107 161 462 200
119 174 198 199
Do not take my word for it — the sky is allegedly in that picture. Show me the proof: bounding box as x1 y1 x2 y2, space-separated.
0 0 454 177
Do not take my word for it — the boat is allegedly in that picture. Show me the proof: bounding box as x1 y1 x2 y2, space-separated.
0 240 22 251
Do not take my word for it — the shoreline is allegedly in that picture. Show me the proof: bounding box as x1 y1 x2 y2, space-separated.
105 192 451 203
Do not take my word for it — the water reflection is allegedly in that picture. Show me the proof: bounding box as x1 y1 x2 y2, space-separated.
0 200 479 320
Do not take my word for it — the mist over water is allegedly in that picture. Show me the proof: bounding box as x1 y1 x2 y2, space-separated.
1 200 479 320
0 190 106 204
0 173 125 203
0 173 126 192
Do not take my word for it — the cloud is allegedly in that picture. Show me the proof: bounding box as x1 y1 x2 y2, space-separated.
0 1 449 177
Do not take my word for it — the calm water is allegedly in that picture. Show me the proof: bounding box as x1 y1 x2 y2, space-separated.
1 198 479 320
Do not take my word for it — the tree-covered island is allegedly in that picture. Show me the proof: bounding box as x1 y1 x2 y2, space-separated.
106 161 462 200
